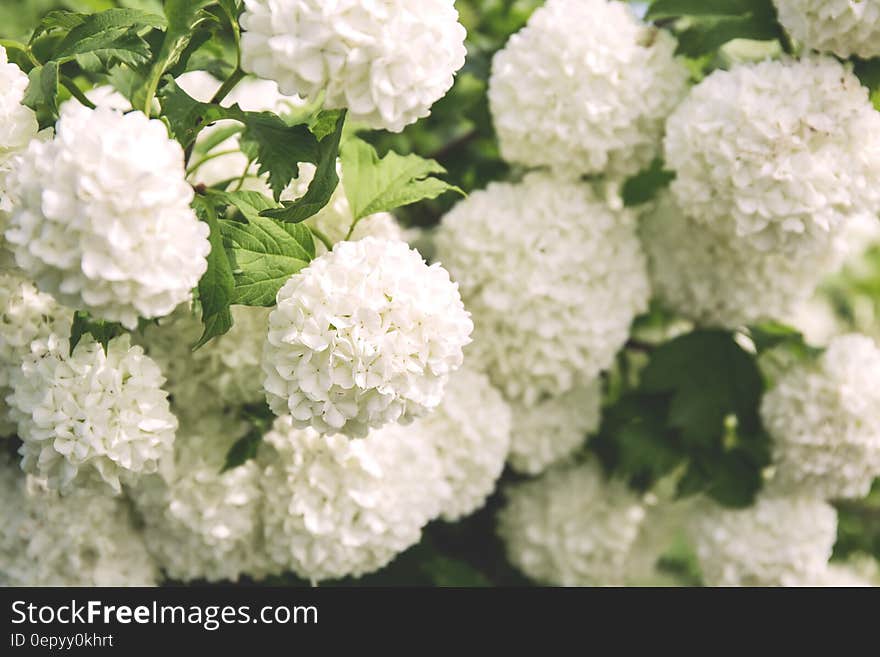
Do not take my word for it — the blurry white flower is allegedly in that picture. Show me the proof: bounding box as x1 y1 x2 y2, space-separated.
435 173 649 404
0 457 157 586
8 334 177 494
762 334 880 500
774 0 880 59
688 495 837 586
259 416 445 582
262 237 472 437
0 45 38 231
4 101 210 328
240 0 467 132
489 0 688 177
664 57 880 253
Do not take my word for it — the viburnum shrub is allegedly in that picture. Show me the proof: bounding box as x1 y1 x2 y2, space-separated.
4 0 880 588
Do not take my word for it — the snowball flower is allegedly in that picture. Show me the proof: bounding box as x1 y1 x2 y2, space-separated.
435 173 649 404
664 57 880 253
640 193 850 328
4 100 210 328
240 0 467 132
7 334 177 494
688 495 837 586
498 461 647 586
489 0 688 178
0 46 38 213
130 415 270 583
761 334 880 500
507 381 602 475
259 416 446 582
0 458 157 586
773 0 880 59
417 367 511 521
262 237 473 437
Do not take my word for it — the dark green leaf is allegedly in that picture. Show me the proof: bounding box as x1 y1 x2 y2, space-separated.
239 112 319 200
69 311 127 355
192 195 235 348
222 429 262 472
622 158 675 207
647 0 768 19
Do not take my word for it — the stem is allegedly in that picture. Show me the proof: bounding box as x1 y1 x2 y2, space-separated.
310 227 334 252
210 67 245 106
186 149 241 176
232 157 256 192
60 76 96 109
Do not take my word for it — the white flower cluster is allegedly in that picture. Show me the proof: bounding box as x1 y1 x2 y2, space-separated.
640 193 850 328
259 416 445 582
7 334 177 494
417 367 511 522
137 305 270 421
4 100 210 328
262 237 472 437
498 461 647 586
0 458 157 586
489 0 688 178
131 416 269 583
761 334 880 500
507 382 602 476
0 272 73 436
773 0 880 59
435 173 649 404
664 57 880 254
0 46 38 220
688 495 837 586
240 0 467 132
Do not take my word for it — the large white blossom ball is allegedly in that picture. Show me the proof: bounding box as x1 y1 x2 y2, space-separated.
417 367 511 522
259 416 446 582
0 458 157 586
761 334 880 500
0 46 38 217
640 193 850 328
688 495 837 586
498 461 647 586
262 237 473 437
489 0 688 178
7 334 177 494
4 100 210 328
507 381 602 476
664 57 880 254
240 0 467 132
773 0 880 59
435 173 649 404
130 415 270 583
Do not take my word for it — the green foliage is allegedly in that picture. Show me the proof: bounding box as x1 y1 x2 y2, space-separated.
69 311 127 355
192 194 235 348
221 429 262 473
622 158 675 207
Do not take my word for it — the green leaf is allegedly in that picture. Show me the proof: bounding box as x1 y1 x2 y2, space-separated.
854 58 880 111
640 330 763 447
158 77 240 148
222 429 262 472
622 158 675 207
261 110 346 224
22 61 60 118
647 0 767 19
340 138 464 222
217 193 315 306
192 195 235 348
52 8 164 59
679 449 764 507
69 311 126 355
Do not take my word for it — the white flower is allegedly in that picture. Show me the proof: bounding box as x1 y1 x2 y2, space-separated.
136 305 270 423
130 415 270 583
688 495 837 586
773 0 880 59
417 367 511 522
506 381 601 476
7 334 177 494
664 57 880 253
0 45 38 236
259 416 445 582
4 101 210 328
240 0 467 132
497 461 647 586
761 334 880 500
640 192 850 328
0 458 157 586
489 0 688 178
262 237 473 437
435 173 649 404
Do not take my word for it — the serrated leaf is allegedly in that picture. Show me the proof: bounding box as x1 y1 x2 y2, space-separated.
340 138 463 222
622 158 675 207
219 202 315 306
239 112 320 200
159 77 241 148
69 311 126 355
222 429 262 472
261 110 346 223
192 195 235 348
